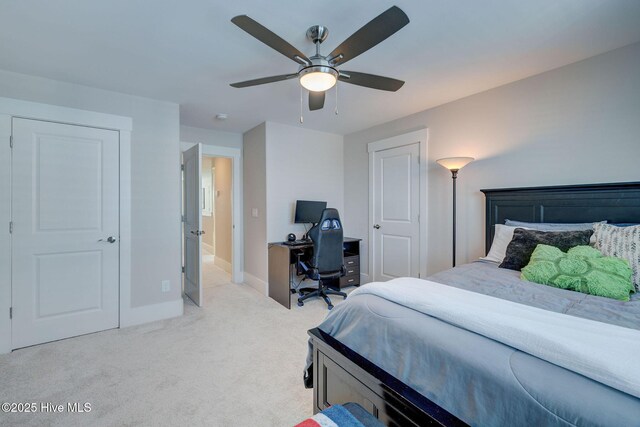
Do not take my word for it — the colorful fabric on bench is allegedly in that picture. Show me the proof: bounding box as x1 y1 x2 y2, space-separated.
294 404 374 427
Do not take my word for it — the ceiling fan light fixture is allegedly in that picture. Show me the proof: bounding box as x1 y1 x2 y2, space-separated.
298 66 338 92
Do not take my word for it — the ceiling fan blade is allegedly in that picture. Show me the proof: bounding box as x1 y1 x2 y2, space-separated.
328 6 409 67
231 15 310 65
339 71 404 92
309 91 325 111
230 74 297 88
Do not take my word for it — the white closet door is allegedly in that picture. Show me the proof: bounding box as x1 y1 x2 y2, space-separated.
372 142 420 281
11 118 119 349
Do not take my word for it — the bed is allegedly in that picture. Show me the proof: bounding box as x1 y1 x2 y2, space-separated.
306 182 640 426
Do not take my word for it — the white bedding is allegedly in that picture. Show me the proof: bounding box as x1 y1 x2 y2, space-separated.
350 277 640 398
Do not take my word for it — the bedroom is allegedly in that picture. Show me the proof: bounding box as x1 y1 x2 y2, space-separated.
1 1 640 426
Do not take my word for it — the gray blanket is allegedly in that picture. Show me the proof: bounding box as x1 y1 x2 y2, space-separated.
430 261 640 329
308 262 640 426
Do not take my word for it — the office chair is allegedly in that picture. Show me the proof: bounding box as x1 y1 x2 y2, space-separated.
297 208 347 310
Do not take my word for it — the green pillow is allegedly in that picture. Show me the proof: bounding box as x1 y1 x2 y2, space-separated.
521 245 635 301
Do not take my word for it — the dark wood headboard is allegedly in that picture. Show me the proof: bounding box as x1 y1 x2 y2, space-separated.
480 182 640 254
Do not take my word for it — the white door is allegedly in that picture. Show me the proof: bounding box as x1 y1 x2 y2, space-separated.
11 118 120 349
183 144 203 306
372 143 420 281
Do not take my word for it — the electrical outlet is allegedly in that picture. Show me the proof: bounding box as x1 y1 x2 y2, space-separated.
161 280 171 293
251 208 258 218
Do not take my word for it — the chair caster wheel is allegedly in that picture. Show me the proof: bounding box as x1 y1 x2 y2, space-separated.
298 301 304 307
343 295 347 299
328 305 334 310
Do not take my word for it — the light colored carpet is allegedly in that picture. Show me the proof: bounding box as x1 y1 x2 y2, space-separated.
0 257 349 426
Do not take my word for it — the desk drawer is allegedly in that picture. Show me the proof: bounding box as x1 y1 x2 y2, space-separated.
340 274 360 287
344 266 359 276
344 256 359 268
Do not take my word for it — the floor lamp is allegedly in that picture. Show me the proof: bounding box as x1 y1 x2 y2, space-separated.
436 157 474 267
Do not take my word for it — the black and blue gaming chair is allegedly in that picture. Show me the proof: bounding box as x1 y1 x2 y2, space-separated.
298 208 347 309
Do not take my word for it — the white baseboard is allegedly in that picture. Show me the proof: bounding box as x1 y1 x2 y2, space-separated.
120 298 184 328
202 243 215 263
214 256 232 274
243 272 268 296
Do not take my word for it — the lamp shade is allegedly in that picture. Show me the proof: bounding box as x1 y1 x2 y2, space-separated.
436 157 474 171
299 66 338 92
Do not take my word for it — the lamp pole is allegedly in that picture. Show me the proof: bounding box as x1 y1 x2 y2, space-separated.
451 169 458 267
436 157 474 269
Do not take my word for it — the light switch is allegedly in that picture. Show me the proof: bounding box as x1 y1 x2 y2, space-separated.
251 208 258 218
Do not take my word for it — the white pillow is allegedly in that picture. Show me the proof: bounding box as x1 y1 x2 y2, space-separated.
480 224 530 263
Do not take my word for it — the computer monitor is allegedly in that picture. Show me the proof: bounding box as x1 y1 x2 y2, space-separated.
294 200 327 224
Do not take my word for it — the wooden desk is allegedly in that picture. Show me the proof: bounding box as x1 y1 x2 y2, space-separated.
268 237 361 309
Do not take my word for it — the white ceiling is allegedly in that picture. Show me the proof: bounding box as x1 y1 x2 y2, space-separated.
1 0 640 135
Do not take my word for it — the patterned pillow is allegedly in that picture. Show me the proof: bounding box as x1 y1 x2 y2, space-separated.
594 223 640 291
521 245 634 301
499 228 593 271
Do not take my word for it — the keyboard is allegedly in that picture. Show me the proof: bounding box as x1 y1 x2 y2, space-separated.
283 240 309 246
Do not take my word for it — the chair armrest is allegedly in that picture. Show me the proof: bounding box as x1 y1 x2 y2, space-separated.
298 260 319 279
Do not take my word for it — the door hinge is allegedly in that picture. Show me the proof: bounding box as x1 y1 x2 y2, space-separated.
181 164 184 171
418 214 420 223
9 307 12 319
9 135 13 148
418 273 421 278
9 221 12 234
181 215 185 223
181 266 185 273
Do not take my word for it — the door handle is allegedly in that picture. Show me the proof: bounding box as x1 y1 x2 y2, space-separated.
190 230 205 236
373 224 381 229
99 236 117 243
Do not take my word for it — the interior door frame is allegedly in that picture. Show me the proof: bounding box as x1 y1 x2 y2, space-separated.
367 128 428 282
0 97 132 354
180 142 243 284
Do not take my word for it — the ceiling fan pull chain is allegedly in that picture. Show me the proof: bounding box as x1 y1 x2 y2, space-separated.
299 86 304 123
335 81 339 115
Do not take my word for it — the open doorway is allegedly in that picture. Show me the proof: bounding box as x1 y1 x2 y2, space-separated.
181 143 243 307
201 155 233 287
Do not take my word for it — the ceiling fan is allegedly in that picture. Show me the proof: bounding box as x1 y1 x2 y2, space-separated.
229 6 409 111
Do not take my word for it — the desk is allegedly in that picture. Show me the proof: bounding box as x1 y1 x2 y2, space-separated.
268 237 361 309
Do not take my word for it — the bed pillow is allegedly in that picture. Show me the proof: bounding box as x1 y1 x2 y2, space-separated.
499 228 593 271
594 223 640 291
521 245 634 301
505 219 605 231
505 219 604 245
480 224 530 263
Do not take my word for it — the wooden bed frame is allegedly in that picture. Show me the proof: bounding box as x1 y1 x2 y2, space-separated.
307 181 640 426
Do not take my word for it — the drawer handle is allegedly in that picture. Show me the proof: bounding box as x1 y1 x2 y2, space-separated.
347 270 354 274
348 279 355 283
347 261 354 265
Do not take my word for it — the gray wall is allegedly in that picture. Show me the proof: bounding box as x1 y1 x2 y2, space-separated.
0 69 182 308
180 125 242 149
344 42 640 277
243 123 268 284
265 122 344 243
